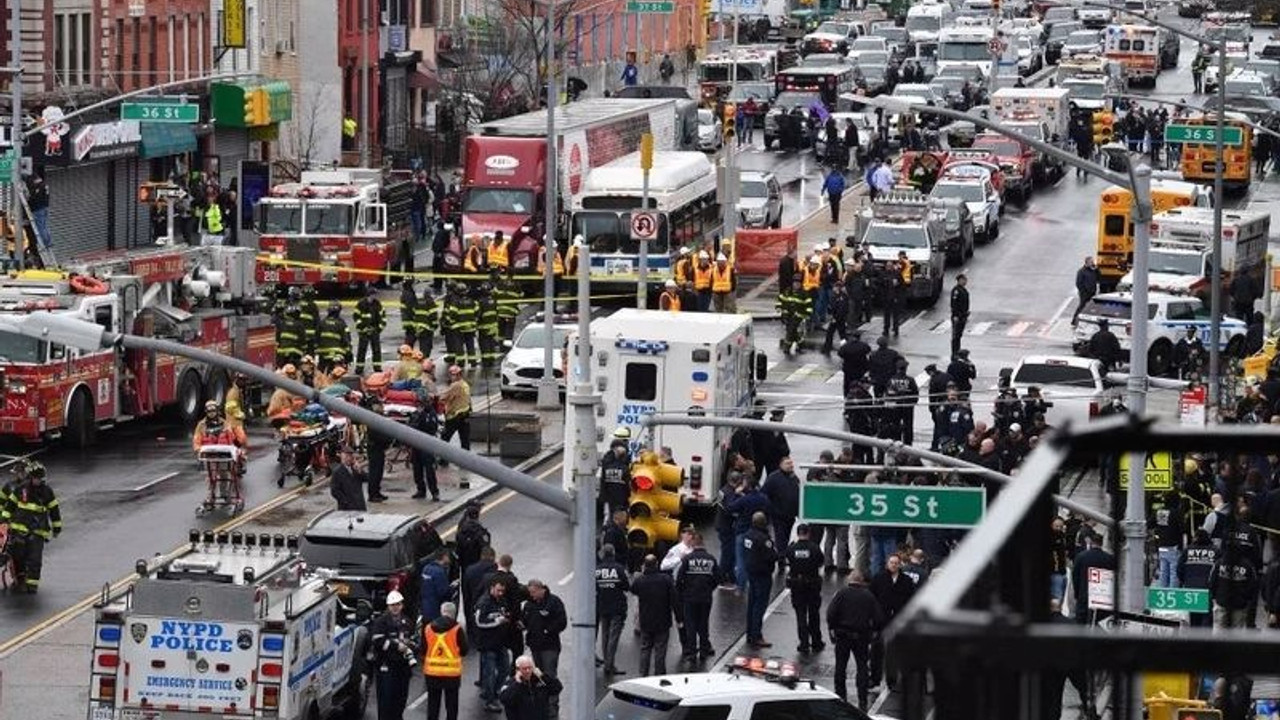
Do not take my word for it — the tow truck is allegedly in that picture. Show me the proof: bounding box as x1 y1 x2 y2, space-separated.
255 168 412 287
87 530 369 720
0 245 274 447
854 187 947 304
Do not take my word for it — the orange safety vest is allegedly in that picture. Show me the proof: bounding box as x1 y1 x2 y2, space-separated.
674 257 694 285
659 290 681 311
802 265 821 292
712 264 733 293
693 264 713 290
488 240 510 270
423 624 463 678
537 250 565 276
464 245 485 273
899 262 912 286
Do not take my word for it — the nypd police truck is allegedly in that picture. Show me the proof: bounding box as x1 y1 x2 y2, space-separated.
87 531 368 720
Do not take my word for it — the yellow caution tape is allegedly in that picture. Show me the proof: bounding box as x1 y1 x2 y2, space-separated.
257 255 556 283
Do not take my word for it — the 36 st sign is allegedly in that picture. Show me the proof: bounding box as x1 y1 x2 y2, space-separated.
800 482 986 529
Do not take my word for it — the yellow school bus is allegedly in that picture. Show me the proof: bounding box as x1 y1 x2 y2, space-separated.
1094 176 1213 289
1177 111 1252 192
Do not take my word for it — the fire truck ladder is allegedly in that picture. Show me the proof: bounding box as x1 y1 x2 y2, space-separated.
1 186 56 270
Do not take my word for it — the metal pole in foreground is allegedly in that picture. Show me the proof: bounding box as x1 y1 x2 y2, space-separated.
1207 43 1227 418
358 0 370 167
567 244 599 720
721 3 740 241
637 133 653 309
10 0 24 272
1122 162 1152 623
537 0 561 410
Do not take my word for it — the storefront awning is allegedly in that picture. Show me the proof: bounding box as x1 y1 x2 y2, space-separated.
140 123 197 158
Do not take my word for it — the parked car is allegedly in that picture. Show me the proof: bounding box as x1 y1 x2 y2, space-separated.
1061 30 1103 59
737 171 785 229
697 108 724 152
1015 35 1044 75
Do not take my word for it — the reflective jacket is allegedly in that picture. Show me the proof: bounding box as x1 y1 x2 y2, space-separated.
354 297 386 334
2 480 61 540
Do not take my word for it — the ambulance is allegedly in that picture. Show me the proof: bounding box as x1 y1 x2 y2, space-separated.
562 309 768 508
1117 207 1269 299
87 531 368 720
1103 24 1162 87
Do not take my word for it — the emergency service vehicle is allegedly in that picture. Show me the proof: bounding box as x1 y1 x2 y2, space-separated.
928 164 1002 242
1103 24 1161 86
255 168 412 287
1073 292 1249 377
936 26 995 80
854 188 948 304
990 87 1072 183
1094 175 1214 289
562 309 767 509
905 1 954 50
87 530 368 720
0 245 274 447
1116 207 1269 299
697 47 789 103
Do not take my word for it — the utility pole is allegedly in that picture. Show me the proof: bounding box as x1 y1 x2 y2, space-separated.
1122 162 1152 623
537 0 561 410
721 2 740 240
1207 41 1226 418
637 133 653 308
358 0 371 167
9 0 24 271
567 243 599 720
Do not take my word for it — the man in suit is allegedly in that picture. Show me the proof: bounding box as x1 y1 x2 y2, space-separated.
330 446 367 511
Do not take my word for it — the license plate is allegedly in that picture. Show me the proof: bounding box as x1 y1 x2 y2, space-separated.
121 709 159 720
1201 162 1217 173
90 707 115 720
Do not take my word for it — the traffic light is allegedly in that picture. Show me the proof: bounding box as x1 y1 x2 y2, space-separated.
992 0 1000 12
627 450 684 549
243 88 269 126
1092 110 1114 146
701 0 712 18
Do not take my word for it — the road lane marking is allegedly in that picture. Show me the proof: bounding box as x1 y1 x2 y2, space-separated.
1008 321 1032 337
970 321 994 336
784 363 821 383
0 449 46 470
711 586 794 669
1048 294 1074 327
130 472 181 493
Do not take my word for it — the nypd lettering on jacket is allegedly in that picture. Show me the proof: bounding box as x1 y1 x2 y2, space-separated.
683 556 716 576
1184 547 1215 566
596 566 626 589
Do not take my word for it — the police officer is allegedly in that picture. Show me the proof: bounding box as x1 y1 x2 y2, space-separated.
276 305 307 368
595 544 631 675
476 285 501 369
743 511 777 648
675 531 720 663
418 287 440 358
1089 319 1123 373
885 359 920 445
826 572 885 708
950 274 970 357
784 524 826 652
946 349 976 399
317 301 351 374
2 461 61 593
599 432 632 522
370 590 417 720
491 271 521 340
432 222 454 292
354 286 386 374
400 279 424 350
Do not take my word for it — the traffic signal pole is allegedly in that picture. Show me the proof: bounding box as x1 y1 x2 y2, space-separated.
537 0 561 410
9 0 23 271
1208 44 1226 416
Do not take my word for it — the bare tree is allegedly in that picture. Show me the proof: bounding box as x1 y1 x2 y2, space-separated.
280 81 341 178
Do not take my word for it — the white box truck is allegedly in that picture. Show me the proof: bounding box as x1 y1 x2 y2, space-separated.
1117 207 1269 299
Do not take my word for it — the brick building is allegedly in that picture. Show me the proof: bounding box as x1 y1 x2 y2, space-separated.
101 0 211 92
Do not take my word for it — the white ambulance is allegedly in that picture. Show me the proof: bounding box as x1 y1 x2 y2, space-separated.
563 309 767 508
1117 207 1269 299
87 531 368 720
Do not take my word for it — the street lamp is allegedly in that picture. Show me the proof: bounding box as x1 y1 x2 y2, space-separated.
856 94 1153 623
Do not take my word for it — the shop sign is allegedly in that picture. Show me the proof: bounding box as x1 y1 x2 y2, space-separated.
73 120 142 162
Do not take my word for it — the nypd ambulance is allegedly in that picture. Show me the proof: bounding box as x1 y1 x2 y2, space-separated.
87 531 368 720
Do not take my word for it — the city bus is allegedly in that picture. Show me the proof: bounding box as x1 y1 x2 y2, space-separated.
1176 111 1253 192
1094 174 1214 289
570 150 722 298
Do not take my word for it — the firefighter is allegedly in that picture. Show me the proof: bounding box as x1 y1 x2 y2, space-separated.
454 285 479 368
477 284 502 368
491 271 521 340
711 253 736 313
267 364 302 418
393 346 424 382
778 279 812 355
2 460 61 593
693 251 714 311
418 287 441 357
400 279 424 350
441 284 465 367
432 222 454 292
801 255 823 325
298 286 321 356
659 279 682 311
354 286 386 374
192 400 247 452
464 234 487 274
317 301 351 374
224 373 249 429
488 230 510 275
276 305 306 368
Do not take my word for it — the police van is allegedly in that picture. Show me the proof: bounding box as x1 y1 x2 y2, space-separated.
87 531 368 720
563 308 767 509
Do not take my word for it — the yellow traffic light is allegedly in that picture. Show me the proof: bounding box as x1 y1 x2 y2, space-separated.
1092 110 1114 145
992 0 1000 11
244 88 269 126
627 451 684 549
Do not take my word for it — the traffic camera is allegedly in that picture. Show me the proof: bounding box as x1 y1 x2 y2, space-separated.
627 450 683 549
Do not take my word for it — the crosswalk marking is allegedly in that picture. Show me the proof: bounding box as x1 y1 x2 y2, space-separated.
970 321 994 336
1008 321 1032 337
784 363 823 383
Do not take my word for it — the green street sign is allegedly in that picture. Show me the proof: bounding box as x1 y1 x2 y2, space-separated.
800 482 986 529
627 0 675 11
121 101 200 123
1163 123 1243 147
0 151 13 180
1146 586 1210 613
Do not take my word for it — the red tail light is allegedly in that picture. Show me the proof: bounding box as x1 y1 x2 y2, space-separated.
98 653 120 668
1089 401 1101 418
261 662 283 678
262 686 280 709
99 677 117 701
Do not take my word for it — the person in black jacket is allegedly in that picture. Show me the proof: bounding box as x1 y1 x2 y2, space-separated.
329 447 367 511
1072 256 1099 326
885 359 920 445
867 336 902 398
498 655 563 720
869 554 916 690
631 555 679 676
946 349 976 398
676 532 720 662
370 591 418 720
1071 531 1116 623
777 246 797 292
1088 320 1123 374
822 281 850 354
950 273 970 357
473 580 513 713
743 512 778 648
1180 530 1216 629
596 544 631 675
751 408 791 478
600 509 633 570
599 438 632 522
1211 536 1260 630
845 256 872 327
785 524 826 652
763 457 801 566
838 328 871 397
1229 269 1257 321
483 555 529 662
520 580 566 718
827 571 885 708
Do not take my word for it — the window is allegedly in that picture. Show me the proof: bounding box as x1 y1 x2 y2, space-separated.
1102 214 1128 237
1166 302 1196 321
53 13 92 86
81 12 91 85
749 699 871 720
131 18 142 89
684 708 732 720
116 19 125 77
420 0 436 25
94 305 115 333
624 363 658 401
149 16 158 85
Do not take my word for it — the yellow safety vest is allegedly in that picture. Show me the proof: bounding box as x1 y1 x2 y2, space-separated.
423 625 463 678
712 265 733 293
464 245 484 273
488 240 509 269
900 262 913 286
802 265 821 292
343 117 357 138
537 250 564 276
693 264 713 290
205 204 224 234
674 257 694 285
659 291 681 311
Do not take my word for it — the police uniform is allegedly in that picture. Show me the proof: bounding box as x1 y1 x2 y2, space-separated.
885 364 919 445
784 530 826 651
675 546 720 659
354 290 387 373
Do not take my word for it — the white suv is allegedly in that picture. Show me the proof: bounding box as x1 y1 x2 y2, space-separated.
500 318 575 397
596 662 873 720
929 166 1001 241
737 171 784 229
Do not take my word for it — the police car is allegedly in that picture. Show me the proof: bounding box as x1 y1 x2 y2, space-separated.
928 164 1002 241
596 657 877 720
1071 292 1248 377
500 315 577 397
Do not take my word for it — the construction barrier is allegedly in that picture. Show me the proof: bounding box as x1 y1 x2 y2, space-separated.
733 228 798 278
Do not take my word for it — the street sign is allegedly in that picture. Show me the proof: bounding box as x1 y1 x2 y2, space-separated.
1163 124 1244 147
1087 567 1115 610
0 151 14 181
121 101 199 123
1146 586 1210 614
630 212 659 242
1096 610 1181 635
1178 386 1207 426
987 38 1005 55
799 482 986 529
1118 451 1173 491
626 0 676 11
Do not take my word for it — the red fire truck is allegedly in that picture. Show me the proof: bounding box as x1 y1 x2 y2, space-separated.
0 245 275 446
255 168 413 286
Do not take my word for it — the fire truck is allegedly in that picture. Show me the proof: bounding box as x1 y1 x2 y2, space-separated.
255 168 413 287
0 245 275 447
87 530 369 720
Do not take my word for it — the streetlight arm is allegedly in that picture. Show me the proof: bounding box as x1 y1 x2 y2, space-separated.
852 95 1132 188
1106 92 1280 142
